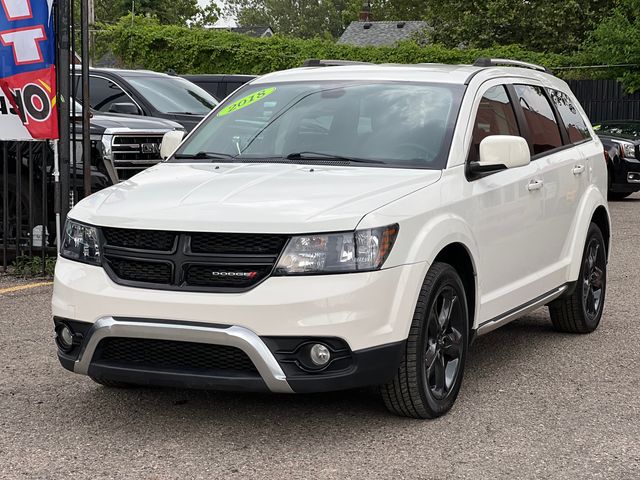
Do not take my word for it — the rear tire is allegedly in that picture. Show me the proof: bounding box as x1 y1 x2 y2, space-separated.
381 262 469 419
548 223 606 333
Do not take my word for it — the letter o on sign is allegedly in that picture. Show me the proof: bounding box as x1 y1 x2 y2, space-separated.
23 83 50 121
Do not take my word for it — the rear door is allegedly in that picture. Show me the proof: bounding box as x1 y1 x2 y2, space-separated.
512 85 590 287
545 88 593 270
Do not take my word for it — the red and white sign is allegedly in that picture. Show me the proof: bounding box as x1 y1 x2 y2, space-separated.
0 0 58 140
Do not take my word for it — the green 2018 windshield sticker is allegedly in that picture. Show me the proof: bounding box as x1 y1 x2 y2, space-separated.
217 87 276 117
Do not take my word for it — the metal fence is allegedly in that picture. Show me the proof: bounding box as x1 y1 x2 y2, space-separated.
1 140 55 273
568 79 640 123
0 0 90 275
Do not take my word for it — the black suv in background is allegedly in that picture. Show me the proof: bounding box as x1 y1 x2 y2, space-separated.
181 74 256 101
595 121 640 199
74 69 218 131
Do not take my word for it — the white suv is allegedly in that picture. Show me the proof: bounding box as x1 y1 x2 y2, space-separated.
52 59 610 418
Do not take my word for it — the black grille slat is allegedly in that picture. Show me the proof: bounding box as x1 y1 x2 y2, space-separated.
101 228 289 292
190 232 288 255
108 258 172 284
113 136 165 145
103 227 176 251
95 338 258 373
111 135 164 180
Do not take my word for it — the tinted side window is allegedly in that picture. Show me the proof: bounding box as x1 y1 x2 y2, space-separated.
548 89 591 144
514 85 563 155
470 85 520 161
89 76 129 112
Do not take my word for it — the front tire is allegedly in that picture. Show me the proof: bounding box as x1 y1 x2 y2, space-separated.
548 223 607 333
381 262 469 419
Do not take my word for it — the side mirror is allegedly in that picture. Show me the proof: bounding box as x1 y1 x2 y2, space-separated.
160 130 185 159
470 135 531 174
109 102 140 115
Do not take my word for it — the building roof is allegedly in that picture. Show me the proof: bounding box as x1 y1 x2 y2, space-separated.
229 26 274 38
206 25 274 38
338 21 428 47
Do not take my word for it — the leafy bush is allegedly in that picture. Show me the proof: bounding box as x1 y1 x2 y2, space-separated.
97 16 577 76
11 256 56 277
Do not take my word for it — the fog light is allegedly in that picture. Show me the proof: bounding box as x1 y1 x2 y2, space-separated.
56 324 74 351
310 344 331 366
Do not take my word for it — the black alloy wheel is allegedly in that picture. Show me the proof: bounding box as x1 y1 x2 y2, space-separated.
424 286 464 401
549 222 607 333
582 236 606 322
381 262 469 419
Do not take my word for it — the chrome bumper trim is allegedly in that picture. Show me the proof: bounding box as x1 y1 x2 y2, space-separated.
73 317 293 393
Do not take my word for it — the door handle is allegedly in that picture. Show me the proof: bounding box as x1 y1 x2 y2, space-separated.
527 179 544 191
572 164 585 175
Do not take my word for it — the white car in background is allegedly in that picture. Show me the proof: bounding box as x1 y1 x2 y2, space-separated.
53 58 610 418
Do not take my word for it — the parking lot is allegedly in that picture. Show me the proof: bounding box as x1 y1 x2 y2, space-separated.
0 195 638 479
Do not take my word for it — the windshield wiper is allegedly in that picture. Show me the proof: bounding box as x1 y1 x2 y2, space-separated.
173 151 235 160
285 151 385 164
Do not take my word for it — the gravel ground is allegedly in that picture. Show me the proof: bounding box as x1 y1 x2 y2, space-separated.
1 196 639 479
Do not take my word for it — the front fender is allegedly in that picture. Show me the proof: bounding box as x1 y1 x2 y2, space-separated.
360 202 480 326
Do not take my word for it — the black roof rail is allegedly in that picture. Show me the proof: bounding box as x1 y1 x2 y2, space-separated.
473 57 549 73
302 59 373 67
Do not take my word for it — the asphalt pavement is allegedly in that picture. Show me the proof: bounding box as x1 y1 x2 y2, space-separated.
1 195 639 479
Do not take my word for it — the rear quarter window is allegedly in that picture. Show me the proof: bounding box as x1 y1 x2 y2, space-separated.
548 89 591 144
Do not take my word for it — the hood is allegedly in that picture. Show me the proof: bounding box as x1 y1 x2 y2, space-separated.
71 162 442 233
86 113 183 135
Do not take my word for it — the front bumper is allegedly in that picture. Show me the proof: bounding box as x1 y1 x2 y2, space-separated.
53 257 426 393
611 157 640 193
55 316 405 393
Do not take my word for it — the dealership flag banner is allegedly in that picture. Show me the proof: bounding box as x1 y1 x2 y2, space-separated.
0 0 58 140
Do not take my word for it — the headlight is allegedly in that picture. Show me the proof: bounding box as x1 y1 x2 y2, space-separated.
275 224 398 275
60 219 101 266
619 141 636 159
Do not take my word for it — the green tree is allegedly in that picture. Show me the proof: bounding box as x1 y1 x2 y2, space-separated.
225 0 361 38
586 0 640 91
420 0 615 54
94 0 219 26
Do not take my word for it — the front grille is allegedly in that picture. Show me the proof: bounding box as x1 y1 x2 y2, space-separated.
108 258 173 284
111 134 164 181
101 227 289 292
103 227 177 251
185 264 272 288
94 337 258 373
190 233 288 255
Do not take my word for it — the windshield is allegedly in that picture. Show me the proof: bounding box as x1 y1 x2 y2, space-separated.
125 75 218 115
172 81 464 168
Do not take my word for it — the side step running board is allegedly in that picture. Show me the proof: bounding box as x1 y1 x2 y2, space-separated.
476 285 568 336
